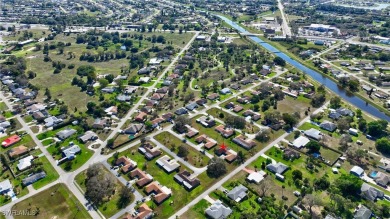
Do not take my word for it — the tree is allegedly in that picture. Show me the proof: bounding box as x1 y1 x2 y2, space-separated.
273 57 286 67
236 151 246 164
207 158 227 178
117 187 133 208
311 93 326 107
99 78 109 88
313 176 330 190
334 174 362 197
330 96 341 109
225 115 246 129
282 113 298 128
306 141 321 153
255 129 271 142
337 118 350 132
258 177 272 197
292 169 303 180
367 120 388 138
376 138 390 155
85 164 116 206
303 194 322 217
177 145 189 158
173 115 191 133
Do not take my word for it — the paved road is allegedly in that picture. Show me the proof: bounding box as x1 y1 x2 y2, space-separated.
277 0 292 37
102 31 200 149
169 101 330 218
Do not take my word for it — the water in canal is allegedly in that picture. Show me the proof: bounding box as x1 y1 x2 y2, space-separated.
217 15 390 121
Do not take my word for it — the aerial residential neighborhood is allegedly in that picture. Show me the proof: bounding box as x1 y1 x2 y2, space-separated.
0 0 389 219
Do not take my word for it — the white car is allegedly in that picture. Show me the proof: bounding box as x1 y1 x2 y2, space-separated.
293 191 301 197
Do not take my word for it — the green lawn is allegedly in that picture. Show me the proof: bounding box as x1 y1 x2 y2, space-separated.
12 183 92 219
42 138 55 146
32 156 60 189
154 132 210 168
179 199 209 219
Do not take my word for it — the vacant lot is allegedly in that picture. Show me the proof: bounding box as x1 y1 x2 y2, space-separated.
12 183 91 219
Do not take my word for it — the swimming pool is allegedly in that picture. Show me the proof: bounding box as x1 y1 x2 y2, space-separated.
370 171 378 178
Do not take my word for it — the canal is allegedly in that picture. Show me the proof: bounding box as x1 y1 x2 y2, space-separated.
217 15 390 122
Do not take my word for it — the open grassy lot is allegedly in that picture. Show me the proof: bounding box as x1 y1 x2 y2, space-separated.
75 168 130 218
154 132 210 168
179 199 209 219
12 183 92 219
16 31 194 113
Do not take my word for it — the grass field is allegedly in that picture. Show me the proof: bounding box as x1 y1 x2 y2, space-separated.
179 199 209 219
16 31 194 113
12 183 92 219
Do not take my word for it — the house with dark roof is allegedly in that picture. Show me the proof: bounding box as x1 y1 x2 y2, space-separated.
92 118 109 129
175 107 188 115
320 120 337 132
329 111 342 120
185 102 198 111
196 116 216 128
22 172 46 186
174 170 200 190
124 123 144 135
138 143 162 160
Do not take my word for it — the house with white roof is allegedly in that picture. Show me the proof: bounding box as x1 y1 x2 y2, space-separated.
17 155 34 171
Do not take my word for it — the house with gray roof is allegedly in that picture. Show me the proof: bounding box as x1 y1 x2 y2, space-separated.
205 200 232 219
22 171 46 186
227 184 248 202
304 128 322 141
354 205 372 219
320 120 337 132
361 183 384 201
56 129 77 140
266 162 289 175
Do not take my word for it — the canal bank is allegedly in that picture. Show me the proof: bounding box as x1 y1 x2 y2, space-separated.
216 15 390 122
